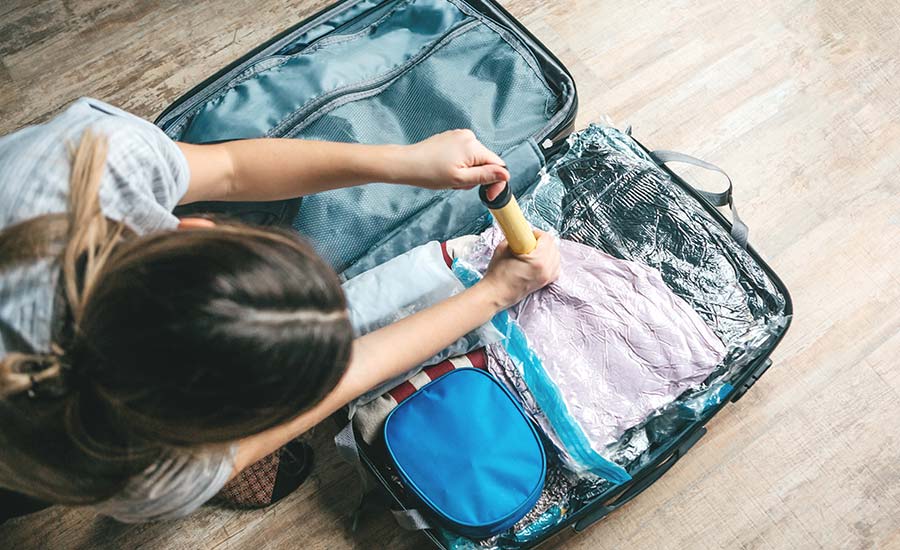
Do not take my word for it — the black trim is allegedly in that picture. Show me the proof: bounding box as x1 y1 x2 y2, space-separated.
573 427 707 532
478 181 511 209
730 359 774 403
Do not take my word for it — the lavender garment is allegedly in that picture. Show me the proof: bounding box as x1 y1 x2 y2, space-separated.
456 228 725 454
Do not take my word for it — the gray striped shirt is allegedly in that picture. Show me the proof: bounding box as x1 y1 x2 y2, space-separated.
0 98 234 522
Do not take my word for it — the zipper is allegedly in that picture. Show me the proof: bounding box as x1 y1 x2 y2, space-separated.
157 0 579 167
208 2 406 105
161 2 469 139
279 0 408 55
279 16 570 141
158 0 578 156
274 18 479 137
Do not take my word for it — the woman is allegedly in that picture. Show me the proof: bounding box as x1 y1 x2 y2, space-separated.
0 98 559 523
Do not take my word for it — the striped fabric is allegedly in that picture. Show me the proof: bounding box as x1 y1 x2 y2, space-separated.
353 348 487 444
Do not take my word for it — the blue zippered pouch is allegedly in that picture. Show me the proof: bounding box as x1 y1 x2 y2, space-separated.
384 368 546 538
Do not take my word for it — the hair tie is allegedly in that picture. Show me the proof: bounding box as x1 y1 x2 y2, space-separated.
26 374 39 399
24 349 69 400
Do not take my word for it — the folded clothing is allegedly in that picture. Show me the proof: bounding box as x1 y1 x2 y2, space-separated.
451 227 725 477
353 349 487 444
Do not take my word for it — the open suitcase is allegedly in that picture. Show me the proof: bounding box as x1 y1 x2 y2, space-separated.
155 0 793 547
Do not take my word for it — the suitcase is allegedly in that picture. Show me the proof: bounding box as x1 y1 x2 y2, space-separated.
156 1 793 547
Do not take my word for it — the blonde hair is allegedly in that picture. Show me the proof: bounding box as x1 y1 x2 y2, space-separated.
0 129 143 503
0 129 125 399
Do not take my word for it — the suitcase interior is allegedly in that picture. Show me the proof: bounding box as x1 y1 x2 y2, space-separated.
156 1 792 547
158 0 576 276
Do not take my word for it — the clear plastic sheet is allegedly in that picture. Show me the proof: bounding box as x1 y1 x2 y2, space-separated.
517 124 788 471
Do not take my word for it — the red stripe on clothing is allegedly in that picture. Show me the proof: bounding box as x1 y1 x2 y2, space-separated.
388 348 487 402
389 381 418 403
467 348 487 370
425 359 454 380
440 241 453 268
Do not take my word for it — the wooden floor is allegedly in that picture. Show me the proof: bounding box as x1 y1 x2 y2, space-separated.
2 0 899 548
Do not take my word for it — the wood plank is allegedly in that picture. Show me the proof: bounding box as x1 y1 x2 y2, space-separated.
1 0 899 548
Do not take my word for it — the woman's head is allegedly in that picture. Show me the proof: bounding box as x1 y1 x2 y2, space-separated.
72 224 353 444
0 130 352 502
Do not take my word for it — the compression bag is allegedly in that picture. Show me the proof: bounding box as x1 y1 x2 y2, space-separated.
383 368 546 538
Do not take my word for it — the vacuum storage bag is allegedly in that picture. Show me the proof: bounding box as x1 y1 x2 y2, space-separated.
431 125 789 550
450 228 725 479
519 125 789 468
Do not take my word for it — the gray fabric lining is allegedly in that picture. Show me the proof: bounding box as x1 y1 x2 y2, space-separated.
156 0 574 273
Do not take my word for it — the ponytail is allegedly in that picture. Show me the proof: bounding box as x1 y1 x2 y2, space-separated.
62 130 127 319
0 129 128 401
0 129 144 503
0 351 64 399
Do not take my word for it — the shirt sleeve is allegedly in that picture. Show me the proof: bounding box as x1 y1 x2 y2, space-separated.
0 97 193 359
84 98 191 234
92 446 236 523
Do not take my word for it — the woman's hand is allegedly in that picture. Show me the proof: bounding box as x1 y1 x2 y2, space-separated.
479 230 561 310
398 129 510 190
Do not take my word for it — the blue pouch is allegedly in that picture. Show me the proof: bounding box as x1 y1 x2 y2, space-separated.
384 368 546 539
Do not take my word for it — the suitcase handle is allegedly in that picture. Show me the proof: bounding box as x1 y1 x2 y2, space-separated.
573 426 707 532
649 150 749 248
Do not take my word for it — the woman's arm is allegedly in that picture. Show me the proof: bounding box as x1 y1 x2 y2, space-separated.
230 232 560 477
177 130 510 205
